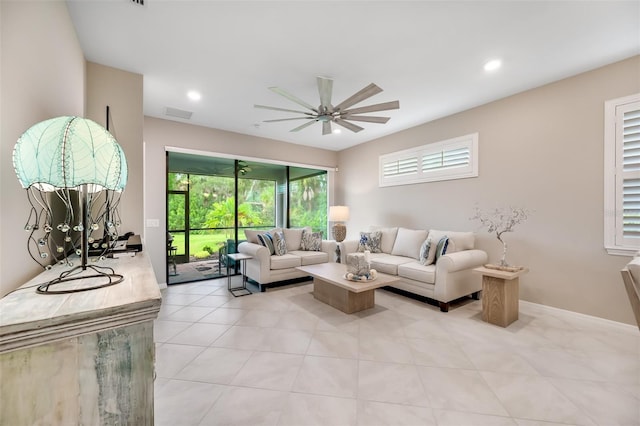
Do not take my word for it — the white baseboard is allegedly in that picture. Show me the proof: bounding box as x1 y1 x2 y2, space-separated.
157 281 167 290
520 300 638 334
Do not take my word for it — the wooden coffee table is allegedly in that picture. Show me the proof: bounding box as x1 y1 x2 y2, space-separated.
297 263 398 314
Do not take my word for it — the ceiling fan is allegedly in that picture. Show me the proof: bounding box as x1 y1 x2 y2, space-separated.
255 77 400 135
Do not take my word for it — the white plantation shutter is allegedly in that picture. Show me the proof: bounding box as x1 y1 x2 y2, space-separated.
618 104 640 244
380 133 478 187
605 94 640 255
382 157 418 178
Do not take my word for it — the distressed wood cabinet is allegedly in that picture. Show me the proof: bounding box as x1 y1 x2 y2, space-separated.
0 253 162 425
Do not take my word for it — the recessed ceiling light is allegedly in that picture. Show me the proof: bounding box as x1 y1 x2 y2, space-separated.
332 128 341 134
484 59 502 72
187 90 201 101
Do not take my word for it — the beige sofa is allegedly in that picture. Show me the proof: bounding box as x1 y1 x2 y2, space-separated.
238 227 337 292
339 227 487 312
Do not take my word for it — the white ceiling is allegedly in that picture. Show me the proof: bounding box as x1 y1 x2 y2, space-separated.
66 1 639 151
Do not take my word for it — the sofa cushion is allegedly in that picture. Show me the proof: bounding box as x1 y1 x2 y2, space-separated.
270 253 301 270
283 227 311 251
391 228 428 260
370 253 414 275
289 250 329 266
257 233 275 255
427 230 474 253
398 262 436 284
369 226 399 254
245 227 282 244
300 229 322 251
272 230 288 255
357 231 382 253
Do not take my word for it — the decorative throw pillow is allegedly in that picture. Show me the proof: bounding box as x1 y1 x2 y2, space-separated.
257 233 275 255
272 230 288 256
357 231 382 253
419 237 432 265
435 236 449 262
300 229 322 251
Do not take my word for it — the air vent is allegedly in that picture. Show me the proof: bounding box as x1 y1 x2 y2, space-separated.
131 0 144 6
164 107 193 120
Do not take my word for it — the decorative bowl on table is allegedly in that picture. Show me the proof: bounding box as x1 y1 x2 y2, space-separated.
345 269 378 282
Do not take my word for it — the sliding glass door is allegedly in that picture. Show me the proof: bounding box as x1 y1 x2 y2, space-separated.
166 152 327 285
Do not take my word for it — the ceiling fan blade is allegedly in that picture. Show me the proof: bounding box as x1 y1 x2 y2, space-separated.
317 77 333 109
269 87 317 112
342 115 390 124
334 83 383 111
342 100 400 115
263 117 314 123
254 104 314 115
322 121 332 135
290 119 318 132
334 118 364 133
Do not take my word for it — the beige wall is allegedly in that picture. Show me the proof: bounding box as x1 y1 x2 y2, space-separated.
143 117 338 284
338 56 640 325
86 62 144 237
0 1 85 297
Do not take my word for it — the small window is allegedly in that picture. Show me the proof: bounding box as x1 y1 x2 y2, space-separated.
605 94 640 255
379 133 478 187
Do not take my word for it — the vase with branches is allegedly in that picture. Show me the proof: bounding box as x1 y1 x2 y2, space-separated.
472 206 529 267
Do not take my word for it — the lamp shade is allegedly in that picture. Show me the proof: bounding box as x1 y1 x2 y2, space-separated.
13 116 127 192
329 205 350 222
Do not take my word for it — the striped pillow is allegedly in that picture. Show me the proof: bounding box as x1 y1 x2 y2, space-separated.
257 233 275 255
419 237 432 265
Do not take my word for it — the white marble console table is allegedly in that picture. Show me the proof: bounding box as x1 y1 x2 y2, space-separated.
0 253 162 425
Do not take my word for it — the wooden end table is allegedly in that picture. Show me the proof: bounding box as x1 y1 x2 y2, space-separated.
473 266 529 327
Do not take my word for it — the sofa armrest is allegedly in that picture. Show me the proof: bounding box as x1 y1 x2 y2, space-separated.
238 241 270 263
436 249 488 274
337 240 359 263
321 240 338 262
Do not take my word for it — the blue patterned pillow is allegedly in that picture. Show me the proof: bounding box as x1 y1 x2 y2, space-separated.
357 231 382 253
272 231 288 256
435 236 449 262
300 229 322 251
257 233 275 255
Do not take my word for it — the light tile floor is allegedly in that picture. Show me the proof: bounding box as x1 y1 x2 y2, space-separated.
154 278 640 426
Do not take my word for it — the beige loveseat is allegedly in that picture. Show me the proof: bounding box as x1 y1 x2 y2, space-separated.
339 227 487 312
238 227 337 292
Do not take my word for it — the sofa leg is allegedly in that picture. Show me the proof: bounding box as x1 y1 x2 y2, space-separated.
439 302 449 313
260 285 266 293
472 291 481 300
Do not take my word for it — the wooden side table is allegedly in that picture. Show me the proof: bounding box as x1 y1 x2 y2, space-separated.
473 266 529 327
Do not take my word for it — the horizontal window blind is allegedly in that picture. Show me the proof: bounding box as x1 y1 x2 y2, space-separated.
379 133 478 187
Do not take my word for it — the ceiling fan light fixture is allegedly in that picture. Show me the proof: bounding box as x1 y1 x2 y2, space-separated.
256 77 399 136
332 128 341 134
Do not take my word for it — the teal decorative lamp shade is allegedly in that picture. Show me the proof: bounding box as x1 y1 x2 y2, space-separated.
13 116 128 294
13 116 127 192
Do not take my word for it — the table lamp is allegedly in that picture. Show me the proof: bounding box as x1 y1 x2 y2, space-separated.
329 205 349 242
13 116 128 294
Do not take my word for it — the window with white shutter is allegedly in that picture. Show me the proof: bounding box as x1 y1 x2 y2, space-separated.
604 94 640 255
379 133 478 187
